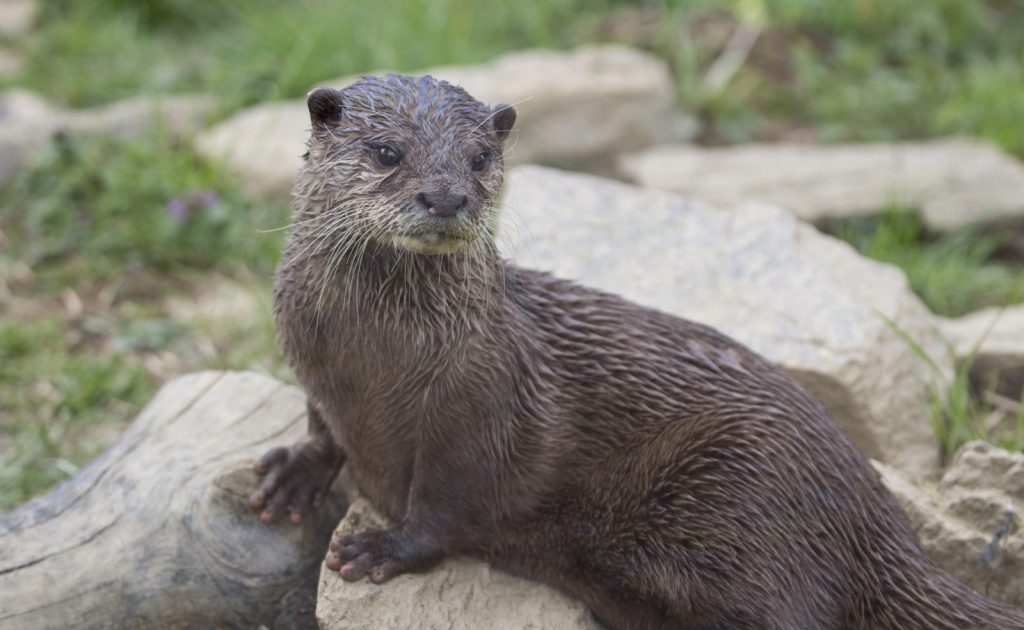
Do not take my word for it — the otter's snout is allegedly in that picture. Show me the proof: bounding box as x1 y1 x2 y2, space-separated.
417 192 467 218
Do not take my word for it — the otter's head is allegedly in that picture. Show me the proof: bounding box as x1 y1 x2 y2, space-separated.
303 75 516 256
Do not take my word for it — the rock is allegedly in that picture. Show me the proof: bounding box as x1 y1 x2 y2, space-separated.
0 47 24 78
316 497 598 630
498 165 951 474
0 89 216 183
0 0 35 39
69 93 216 139
331 45 679 168
195 100 307 198
197 45 678 198
941 304 1024 398
0 89 56 180
874 441 1024 607
0 88 55 128
617 140 1024 232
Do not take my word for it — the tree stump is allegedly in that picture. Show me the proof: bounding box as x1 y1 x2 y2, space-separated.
0 371 347 630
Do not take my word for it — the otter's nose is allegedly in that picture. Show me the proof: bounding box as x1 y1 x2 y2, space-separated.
417 192 467 218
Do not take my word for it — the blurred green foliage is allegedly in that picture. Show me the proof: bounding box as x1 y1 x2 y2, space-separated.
21 0 625 109
652 0 1024 155
15 1 1024 157
934 355 1024 462
828 210 1024 317
1 134 283 288
0 317 153 509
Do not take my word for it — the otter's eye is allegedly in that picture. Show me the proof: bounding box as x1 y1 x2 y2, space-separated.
470 151 491 172
374 145 401 167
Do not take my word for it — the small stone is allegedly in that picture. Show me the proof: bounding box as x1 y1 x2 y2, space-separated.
0 89 57 181
617 140 1024 232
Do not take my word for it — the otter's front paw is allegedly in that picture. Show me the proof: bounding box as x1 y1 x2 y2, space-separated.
326 527 442 584
249 439 344 525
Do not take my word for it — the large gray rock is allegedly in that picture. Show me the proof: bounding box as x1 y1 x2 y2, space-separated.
327 45 679 168
0 89 216 182
941 304 1024 398
316 497 597 630
617 140 1024 232
197 45 677 198
874 441 1024 607
498 165 951 474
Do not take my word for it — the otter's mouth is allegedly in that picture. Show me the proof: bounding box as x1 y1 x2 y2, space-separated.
392 231 470 255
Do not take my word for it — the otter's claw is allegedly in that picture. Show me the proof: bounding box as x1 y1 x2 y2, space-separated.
251 440 343 524
325 527 442 584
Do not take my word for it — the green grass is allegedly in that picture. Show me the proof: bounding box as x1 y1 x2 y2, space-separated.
17 0 625 111
881 312 1024 464
0 317 153 509
12 1 1024 158
934 358 1024 462
0 132 288 511
1 133 284 287
826 210 1024 318
932 348 1024 463
624 0 1024 156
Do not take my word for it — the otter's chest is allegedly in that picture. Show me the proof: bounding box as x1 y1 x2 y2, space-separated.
287 309 472 519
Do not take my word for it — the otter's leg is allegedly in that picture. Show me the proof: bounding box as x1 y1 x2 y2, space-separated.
325 456 489 582
325 477 470 582
326 401 542 583
250 401 345 524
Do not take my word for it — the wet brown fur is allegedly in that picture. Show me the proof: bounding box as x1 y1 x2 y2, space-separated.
259 75 1024 629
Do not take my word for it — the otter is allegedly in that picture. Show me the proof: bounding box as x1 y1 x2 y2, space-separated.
250 74 1024 629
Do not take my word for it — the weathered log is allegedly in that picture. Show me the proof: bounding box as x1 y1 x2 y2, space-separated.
0 371 347 630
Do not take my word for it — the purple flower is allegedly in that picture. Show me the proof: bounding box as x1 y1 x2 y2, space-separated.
166 198 190 222
199 190 220 208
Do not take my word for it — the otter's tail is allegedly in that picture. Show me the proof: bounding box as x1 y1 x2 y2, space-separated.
868 563 1024 630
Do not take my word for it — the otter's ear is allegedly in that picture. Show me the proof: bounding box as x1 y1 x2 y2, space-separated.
308 87 344 130
491 104 517 142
